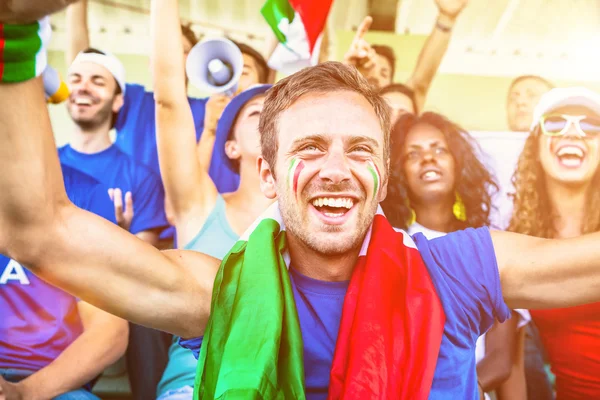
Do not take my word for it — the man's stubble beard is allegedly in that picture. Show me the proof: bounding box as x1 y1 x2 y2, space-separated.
69 101 114 132
278 188 377 257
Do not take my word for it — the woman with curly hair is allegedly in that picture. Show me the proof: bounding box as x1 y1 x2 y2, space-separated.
509 87 600 399
381 111 527 399
382 111 497 233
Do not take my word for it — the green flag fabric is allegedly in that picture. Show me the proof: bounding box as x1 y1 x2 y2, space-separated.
261 0 296 45
195 211 305 399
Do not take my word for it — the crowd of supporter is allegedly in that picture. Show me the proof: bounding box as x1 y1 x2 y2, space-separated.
1 0 599 399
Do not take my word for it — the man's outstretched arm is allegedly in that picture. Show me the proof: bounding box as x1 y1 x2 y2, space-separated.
493 230 600 309
0 78 219 338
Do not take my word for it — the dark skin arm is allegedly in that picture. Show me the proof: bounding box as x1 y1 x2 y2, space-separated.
476 312 519 392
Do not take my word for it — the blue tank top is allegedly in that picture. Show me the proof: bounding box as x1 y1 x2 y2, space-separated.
157 195 238 397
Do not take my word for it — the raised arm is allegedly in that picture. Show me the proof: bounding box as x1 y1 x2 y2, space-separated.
196 94 230 175
152 0 219 247
0 0 77 22
65 0 90 65
476 316 518 393
493 230 600 310
405 0 467 112
0 76 219 338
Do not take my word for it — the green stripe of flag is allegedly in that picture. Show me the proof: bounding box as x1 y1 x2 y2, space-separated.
195 217 306 399
261 0 296 45
367 162 379 199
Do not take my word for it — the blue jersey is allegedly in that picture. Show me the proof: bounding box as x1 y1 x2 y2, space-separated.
181 227 510 399
58 144 168 235
114 83 207 176
0 165 115 371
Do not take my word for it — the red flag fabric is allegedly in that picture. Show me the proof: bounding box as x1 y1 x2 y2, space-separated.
328 214 446 399
289 0 334 53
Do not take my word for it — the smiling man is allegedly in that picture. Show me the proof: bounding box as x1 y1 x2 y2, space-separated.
6 12 600 399
59 49 168 244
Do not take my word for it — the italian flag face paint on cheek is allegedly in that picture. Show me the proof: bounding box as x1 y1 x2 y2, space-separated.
287 158 305 196
367 161 381 200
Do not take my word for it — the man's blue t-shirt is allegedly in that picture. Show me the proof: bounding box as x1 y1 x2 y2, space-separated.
58 144 168 235
181 227 510 399
114 83 207 176
0 165 115 371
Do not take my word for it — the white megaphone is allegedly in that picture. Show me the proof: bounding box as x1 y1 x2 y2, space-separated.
186 38 244 96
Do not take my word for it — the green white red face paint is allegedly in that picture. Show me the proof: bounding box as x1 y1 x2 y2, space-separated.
288 158 305 195
288 157 380 200
367 161 381 200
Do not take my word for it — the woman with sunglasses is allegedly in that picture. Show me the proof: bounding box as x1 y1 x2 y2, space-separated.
382 112 528 399
509 87 600 399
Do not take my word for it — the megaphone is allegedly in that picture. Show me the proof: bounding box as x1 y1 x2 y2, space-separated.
186 38 244 96
43 65 69 104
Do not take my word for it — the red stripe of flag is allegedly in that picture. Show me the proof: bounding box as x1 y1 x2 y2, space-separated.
293 160 305 194
0 23 5 80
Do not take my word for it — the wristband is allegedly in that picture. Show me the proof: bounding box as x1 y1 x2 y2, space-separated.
0 17 50 83
436 20 452 33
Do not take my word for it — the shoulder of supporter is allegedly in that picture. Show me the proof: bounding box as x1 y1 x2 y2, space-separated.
61 164 116 224
413 227 511 336
116 82 207 130
121 153 169 234
115 83 149 130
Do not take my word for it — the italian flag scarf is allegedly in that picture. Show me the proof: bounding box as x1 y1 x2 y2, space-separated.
0 17 50 83
195 202 445 399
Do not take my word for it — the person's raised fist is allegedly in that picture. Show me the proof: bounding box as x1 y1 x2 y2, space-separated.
343 16 377 71
204 94 232 135
0 0 78 22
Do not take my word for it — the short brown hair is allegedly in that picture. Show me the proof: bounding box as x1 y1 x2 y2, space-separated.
232 40 270 84
259 61 391 173
372 44 396 78
508 75 554 93
180 23 198 47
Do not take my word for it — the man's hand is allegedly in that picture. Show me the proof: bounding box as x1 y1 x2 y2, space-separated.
0 375 24 400
0 0 77 22
108 188 134 231
343 16 377 71
435 0 468 22
203 94 231 136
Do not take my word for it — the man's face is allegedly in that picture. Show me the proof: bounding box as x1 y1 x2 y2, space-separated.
362 53 393 90
66 62 122 129
402 123 455 204
261 91 387 256
238 53 261 92
538 105 600 187
507 78 551 131
383 91 415 123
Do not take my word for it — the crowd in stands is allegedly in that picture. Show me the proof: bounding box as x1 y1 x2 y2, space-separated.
2 0 600 399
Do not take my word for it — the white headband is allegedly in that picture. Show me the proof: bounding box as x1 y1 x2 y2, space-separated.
69 50 126 94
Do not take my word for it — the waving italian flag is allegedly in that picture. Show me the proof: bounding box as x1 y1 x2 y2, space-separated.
261 0 333 74
194 202 446 399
